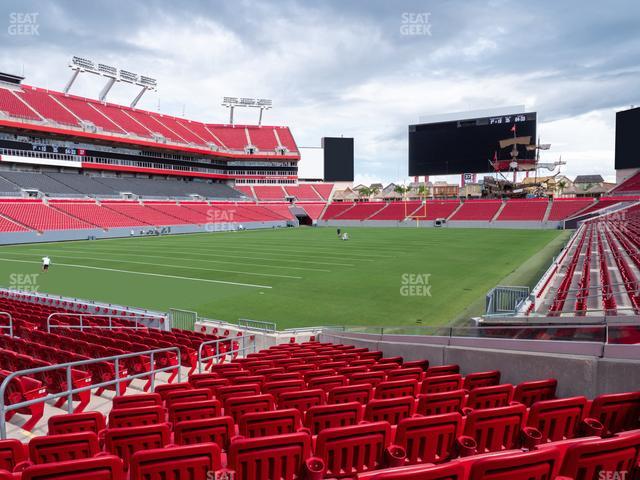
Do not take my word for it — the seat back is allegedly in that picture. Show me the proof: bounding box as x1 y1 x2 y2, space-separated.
353 461 464 480
316 421 392 477
374 379 418 399
164 388 212 409
21 455 124 480
108 405 166 428
112 393 161 410
387 367 423 382
328 384 373 404
104 423 171 470
154 382 192 400
307 375 347 392
464 404 527 453
420 374 462 394
416 390 466 416
29 432 100 465
174 416 234 451
526 396 588 443
277 388 325 414
466 384 513 411
589 391 640 434
0 439 26 472
168 399 222 425
238 408 301 438
224 394 275 422
425 365 459 377
395 413 462 465
512 379 557 407
305 401 363 435
228 432 311 480
469 447 562 480
559 430 640 479
262 379 305 397
401 360 430 371
216 383 261 403
463 370 501 391
47 411 106 435
364 396 415 425
129 443 221 480
349 371 386 387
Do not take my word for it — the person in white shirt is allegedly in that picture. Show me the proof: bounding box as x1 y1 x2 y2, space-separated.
342 232 350 241
42 256 51 272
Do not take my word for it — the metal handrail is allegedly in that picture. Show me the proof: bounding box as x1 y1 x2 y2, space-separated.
0 346 180 439
238 318 276 334
196 335 256 373
0 312 12 337
47 312 164 333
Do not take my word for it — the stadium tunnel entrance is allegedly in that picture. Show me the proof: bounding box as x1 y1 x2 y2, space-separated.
290 205 313 226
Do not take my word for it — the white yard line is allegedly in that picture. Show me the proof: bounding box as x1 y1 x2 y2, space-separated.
0 258 273 289
0 251 301 280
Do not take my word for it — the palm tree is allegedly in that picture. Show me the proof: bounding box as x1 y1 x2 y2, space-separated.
369 185 381 198
394 185 410 198
357 186 371 200
557 180 567 197
417 184 429 201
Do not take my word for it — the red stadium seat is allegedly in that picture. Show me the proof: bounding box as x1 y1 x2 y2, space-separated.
364 396 415 425
104 423 171 470
224 394 275 422
0 439 26 473
463 404 527 453
526 396 596 443
588 391 640 435
462 370 501 391
108 405 166 428
395 413 463 465
416 390 466 416
421 374 463 394
374 379 418 399
20 455 124 480
112 393 162 410
512 379 557 407
174 416 234 451
168 399 221 425
48 411 106 435
425 365 460 377
464 384 513 411
468 447 563 480
277 388 325 414
27 431 100 465
328 383 373 404
304 401 363 435
129 443 222 480
238 408 302 438
164 388 212 409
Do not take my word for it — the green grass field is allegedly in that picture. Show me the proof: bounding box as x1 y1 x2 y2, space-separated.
0 227 570 330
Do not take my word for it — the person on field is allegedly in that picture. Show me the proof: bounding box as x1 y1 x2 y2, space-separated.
342 232 349 241
337 228 341 237
42 256 51 272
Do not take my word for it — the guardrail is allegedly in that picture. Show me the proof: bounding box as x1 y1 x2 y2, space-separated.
47 312 163 333
0 346 181 439
196 335 256 373
238 318 277 333
0 312 12 337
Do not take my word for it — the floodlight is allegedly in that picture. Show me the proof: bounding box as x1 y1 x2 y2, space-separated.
240 97 256 106
257 98 273 107
98 64 117 77
119 70 138 83
139 76 157 88
71 56 95 71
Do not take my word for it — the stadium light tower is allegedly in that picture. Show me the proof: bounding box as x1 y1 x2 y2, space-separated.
64 56 157 106
222 97 273 126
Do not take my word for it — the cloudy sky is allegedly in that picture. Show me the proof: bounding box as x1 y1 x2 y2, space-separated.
1 0 638 184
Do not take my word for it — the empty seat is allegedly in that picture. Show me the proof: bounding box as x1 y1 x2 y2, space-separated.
387 367 424 383
154 382 192 401
28 431 100 465
364 396 415 425
462 370 501 391
349 371 386 387
512 379 557 407
129 443 222 480
463 404 527 453
469 447 562 480
374 379 418 399
227 432 315 480
20 455 124 480
224 394 275 422
112 393 161 410
238 408 302 438
0 439 26 473
216 383 261 403
416 390 466 417
104 423 171 470
395 413 463 465
588 390 640 435
108 405 166 429
425 365 460 377
164 388 212 409
277 388 325 414
307 375 347 392
328 384 373 404
315 421 403 477
304 401 363 435
47 411 106 435
420 374 463 394
168 399 221 425
465 384 513 411
355 461 465 480
526 396 592 443
174 416 234 451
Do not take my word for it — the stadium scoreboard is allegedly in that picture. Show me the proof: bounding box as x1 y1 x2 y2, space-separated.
408 111 537 176
615 106 640 170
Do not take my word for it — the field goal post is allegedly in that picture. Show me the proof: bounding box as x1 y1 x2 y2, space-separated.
407 200 428 227
169 308 198 331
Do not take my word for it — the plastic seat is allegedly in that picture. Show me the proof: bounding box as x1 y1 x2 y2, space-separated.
224 394 275 422
108 405 166 428
216 383 261 403
416 390 466 416
425 365 460 377
465 384 513 411
304 401 363 435
512 379 557 407
307 375 347 392
462 370 501 391
395 412 463 465
238 408 302 438
374 379 418 399
526 396 594 443
354 461 465 480
315 421 404 478
174 416 234 451
328 383 373 404
277 388 325 414
164 388 212 409
47 411 106 435
463 404 527 453
0 370 46 432
364 396 415 425
112 393 161 410
588 390 640 434
129 443 222 480
349 371 386 387
104 423 171 471
168 399 221 425
227 432 316 480
469 447 562 480
401 360 430 371
387 367 424 383
0 439 26 472
28 431 100 465
262 379 305 397
420 374 463 394
20 455 124 480
154 382 192 401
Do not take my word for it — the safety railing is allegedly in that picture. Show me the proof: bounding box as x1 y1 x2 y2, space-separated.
196 335 256 373
47 312 164 333
238 318 277 333
0 346 181 439
0 312 12 337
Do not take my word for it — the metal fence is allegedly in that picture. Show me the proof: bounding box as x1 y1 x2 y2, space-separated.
0 312 12 338
486 286 530 316
196 335 256 373
0 346 181 439
46 313 159 333
169 308 198 331
238 318 277 333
